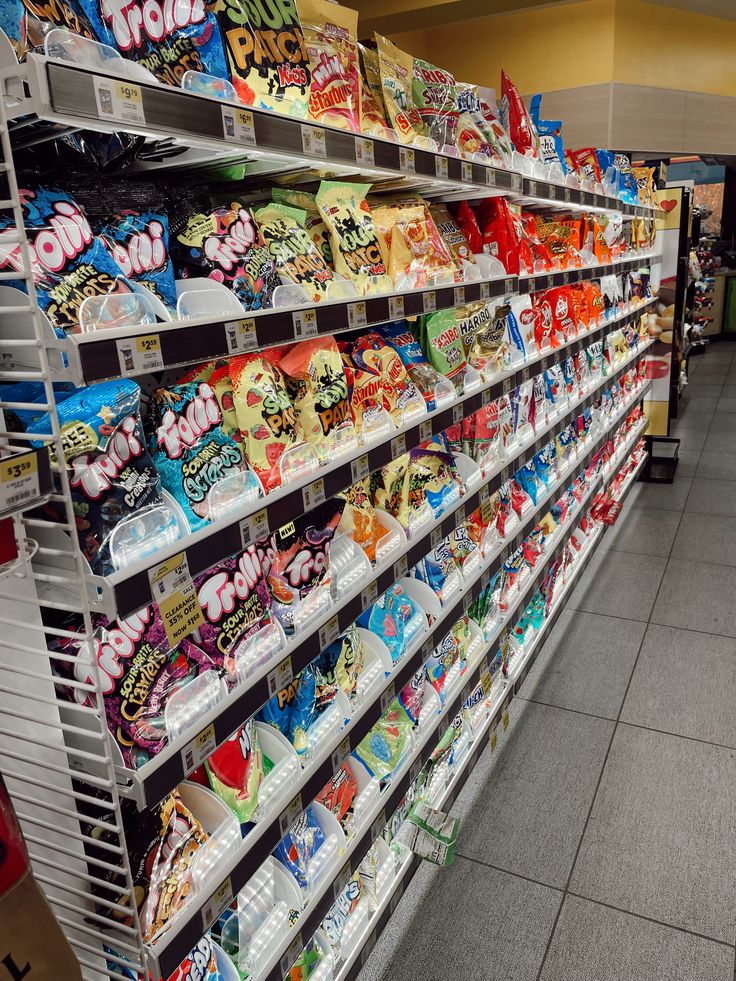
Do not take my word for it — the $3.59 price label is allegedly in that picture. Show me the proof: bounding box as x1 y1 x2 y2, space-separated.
0 451 40 513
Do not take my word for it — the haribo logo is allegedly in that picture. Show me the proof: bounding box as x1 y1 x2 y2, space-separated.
197 546 264 623
101 0 206 51
157 383 222 460
69 415 144 501
204 209 257 272
108 220 167 277
0 199 93 276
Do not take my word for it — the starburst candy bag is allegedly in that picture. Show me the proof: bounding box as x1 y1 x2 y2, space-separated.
315 181 391 294
297 0 361 132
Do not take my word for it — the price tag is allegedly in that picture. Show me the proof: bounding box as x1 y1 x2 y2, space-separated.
333 861 352 900
380 680 395 714
454 285 465 306
393 554 408 580
421 637 435 660
502 376 513 395
201 877 233 931
456 502 466 525
504 278 514 295
462 590 472 613
521 366 530 382
528 180 537 197
485 168 496 186
389 294 405 320
293 308 318 339
434 155 448 179
480 489 492 524
221 106 256 145
331 734 352 773
224 318 257 355
351 453 370 482
370 809 386 841
279 792 303 835
503 707 510 730
348 301 367 329
116 334 163 375
0 452 39 512
364 578 378 609
399 147 416 173
319 614 340 651
181 722 216 773
302 478 325 510
93 76 145 126
409 756 422 784
481 387 492 407
452 402 464 425
391 433 406 458
267 656 293 697
423 290 437 314
480 664 492 695
301 124 327 156
148 552 204 649
430 526 442 550
489 720 498 751
355 136 375 165
564 187 571 203
461 161 473 183
419 419 432 442
480 281 490 300
511 173 523 191
280 933 304 979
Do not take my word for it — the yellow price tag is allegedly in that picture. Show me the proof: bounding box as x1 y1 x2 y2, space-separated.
0 451 40 512
0 453 37 484
502 709 510 731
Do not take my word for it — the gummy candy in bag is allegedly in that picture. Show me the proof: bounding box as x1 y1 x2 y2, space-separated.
428 202 476 270
411 56 458 149
99 209 177 312
315 181 390 294
358 41 390 136
254 202 334 302
338 477 382 562
374 32 424 145
149 380 245 532
317 763 357 823
297 0 361 132
354 696 412 780
500 70 537 157
204 717 263 824
27 379 171 576
272 187 333 266
358 583 420 665
167 936 221 981
274 805 326 890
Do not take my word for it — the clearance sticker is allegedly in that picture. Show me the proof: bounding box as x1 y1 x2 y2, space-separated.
148 551 204 648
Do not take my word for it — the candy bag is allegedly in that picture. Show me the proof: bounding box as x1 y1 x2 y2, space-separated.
421 308 468 392
272 187 333 266
274 806 326 890
171 198 279 311
207 0 311 116
569 147 602 185
405 448 458 521
297 0 361 132
279 336 354 462
398 667 425 724
204 718 263 824
374 32 424 145
379 320 446 410
254 202 334 302
500 70 537 157
315 181 390 294
99 209 177 312
411 56 458 149
149 381 245 532
230 351 299 493
529 94 566 173
27 380 170 576
358 583 420 664
358 42 390 136
317 763 357 823
354 697 412 780
167 936 221 981
478 196 520 275
338 477 382 562
449 200 483 255
349 331 424 424
323 873 362 952
428 202 476 271
0 183 136 336
370 195 456 289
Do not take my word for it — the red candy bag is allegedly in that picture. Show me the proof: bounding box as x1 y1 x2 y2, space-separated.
500 70 537 157
449 200 483 255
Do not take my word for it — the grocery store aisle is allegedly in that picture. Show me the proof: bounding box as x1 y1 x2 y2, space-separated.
359 342 736 981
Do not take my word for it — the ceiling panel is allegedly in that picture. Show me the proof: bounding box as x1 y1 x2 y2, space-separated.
645 0 736 20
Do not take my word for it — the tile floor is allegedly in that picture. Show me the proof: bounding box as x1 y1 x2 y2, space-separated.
360 342 736 981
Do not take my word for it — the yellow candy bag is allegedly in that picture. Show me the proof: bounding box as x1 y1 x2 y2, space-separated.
254 202 334 302
297 0 361 133
315 181 391 294
374 33 425 146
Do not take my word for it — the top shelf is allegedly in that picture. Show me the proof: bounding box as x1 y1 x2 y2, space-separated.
4 56 660 220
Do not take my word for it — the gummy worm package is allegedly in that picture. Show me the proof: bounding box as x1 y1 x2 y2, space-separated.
99 209 178 312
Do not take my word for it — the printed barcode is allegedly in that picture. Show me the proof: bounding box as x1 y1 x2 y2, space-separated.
184 750 193 769
6 492 31 506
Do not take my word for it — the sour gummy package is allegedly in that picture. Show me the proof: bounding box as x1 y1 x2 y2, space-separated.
316 181 391 294
254 202 334 302
374 33 424 145
99 210 177 312
204 718 263 824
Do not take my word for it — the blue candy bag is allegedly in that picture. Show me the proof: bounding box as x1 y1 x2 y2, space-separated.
274 805 326 891
358 583 421 664
515 461 539 505
100 210 177 311
529 95 566 173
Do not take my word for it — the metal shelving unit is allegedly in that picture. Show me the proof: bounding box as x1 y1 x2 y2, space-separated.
0 49 659 981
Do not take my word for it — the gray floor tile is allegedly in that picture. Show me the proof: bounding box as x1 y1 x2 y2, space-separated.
675 450 701 477
651 558 736 638
540 895 734 981
567 548 667 621
684 382 725 397
599 505 681 557
717 384 736 399
669 427 707 451
704 430 736 454
685 477 736 516
704 414 736 435
359 855 562 981
622 623 736 749
570 725 736 942
626 476 692 511
696 450 736 480
681 395 718 413
670 410 714 433
456 700 614 888
692 370 728 384
716 396 736 413
672 512 736 566
521 609 645 719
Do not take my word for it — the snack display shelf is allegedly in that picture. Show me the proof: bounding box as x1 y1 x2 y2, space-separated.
337 440 648 981
77 300 657 624
93 340 654 815
245 416 649 981
144 372 651 978
59 256 658 386
519 176 662 219
0 444 53 518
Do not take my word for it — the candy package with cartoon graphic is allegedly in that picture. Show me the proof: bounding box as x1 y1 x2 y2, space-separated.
272 188 333 267
274 805 326 891
98 208 177 312
338 477 382 562
317 763 357 824
347 331 424 426
298 0 361 132
428 202 476 272
358 583 421 664
374 33 425 145
420 308 469 392
254 202 334 303
371 195 457 289
316 181 390 294
323 872 363 954
379 321 447 411
203 718 263 824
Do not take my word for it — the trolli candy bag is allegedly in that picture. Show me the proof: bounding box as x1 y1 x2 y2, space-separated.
316 181 390 294
27 380 172 576
167 936 221 981
0 183 136 335
374 32 424 145
297 0 361 132
206 0 311 115
149 380 245 532
99 209 177 312
254 201 334 302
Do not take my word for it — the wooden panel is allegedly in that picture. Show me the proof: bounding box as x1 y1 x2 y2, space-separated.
684 91 736 154
610 83 687 153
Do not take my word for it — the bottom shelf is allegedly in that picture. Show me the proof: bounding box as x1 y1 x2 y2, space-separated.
336 444 647 981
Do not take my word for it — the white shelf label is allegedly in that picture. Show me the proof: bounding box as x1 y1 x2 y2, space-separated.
293 308 318 338
348 301 367 329
221 106 256 145
461 161 473 182
333 861 352 900
355 136 375 165
528 180 537 197
116 334 163 375
454 285 465 306
224 317 257 354
93 76 145 126
389 295 405 320
481 387 492 406
391 433 406 458
430 526 442 550
331 734 352 773
504 278 514 295
239 508 269 548
456 501 465 524
511 173 523 191
433 156 448 181
181 722 216 774
452 402 464 424
364 578 378 608
0 452 39 512
279 792 303 835
463 590 473 613
201 877 233 931
148 552 204 648
399 147 416 173
480 281 490 300
268 656 293 696
423 290 437 314
393 554 408 580
485 168 496 186
302 478 326 510
319 614 340 651
301 125 327 156
419 419 432 442
351 453 370 482
502 376 513 395
380 681 395 714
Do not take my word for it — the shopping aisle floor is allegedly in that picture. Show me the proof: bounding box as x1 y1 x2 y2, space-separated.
359 342 736 981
